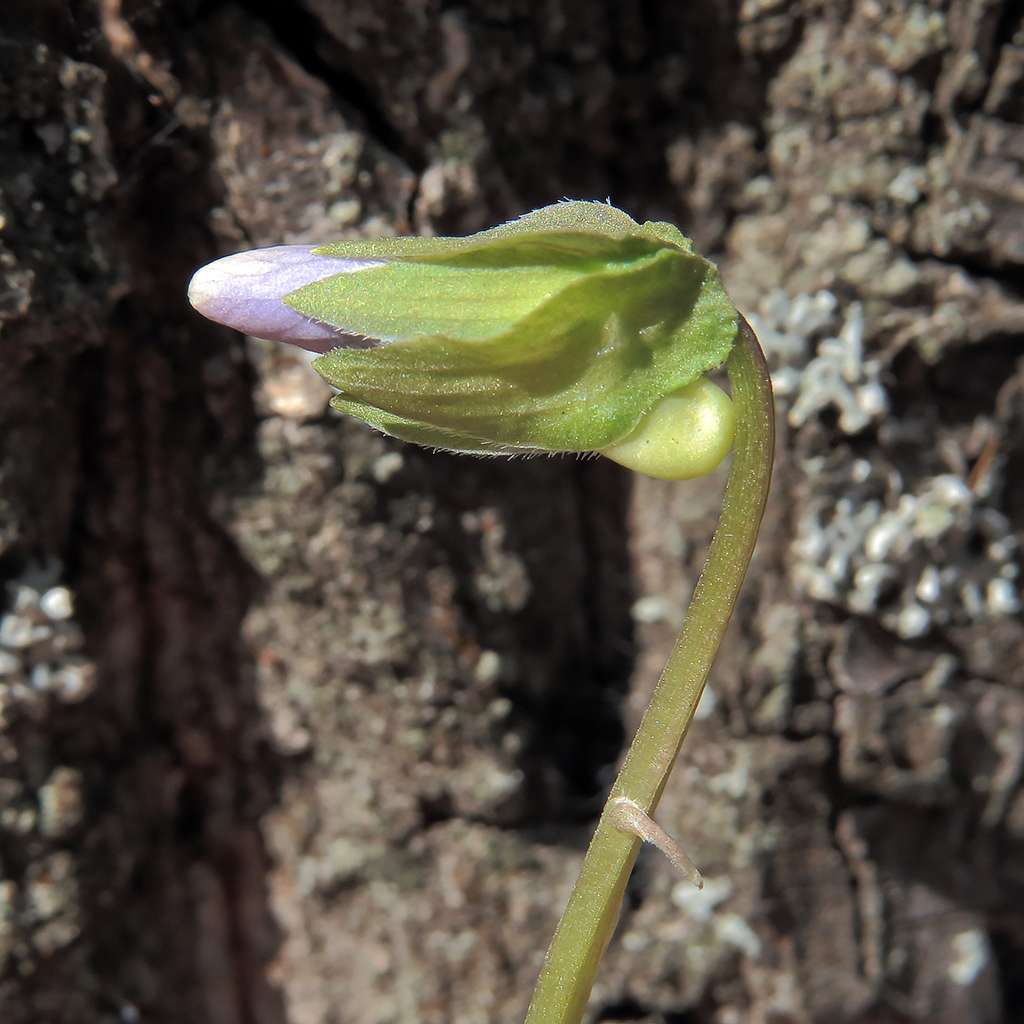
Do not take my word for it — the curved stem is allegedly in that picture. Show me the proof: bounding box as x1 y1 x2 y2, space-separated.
524 317 775 1024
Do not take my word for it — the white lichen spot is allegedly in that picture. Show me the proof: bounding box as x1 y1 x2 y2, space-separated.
948 928 988 986
39 587 73 621
748 289 837 367
51 662 97 703
671 874 733 921
621 930 650 953
791 456 1021 637
708 746 752 799
896 602 930 639
25 851 77 921
916 564 942 603
714 913 762 959
987 578 1021 616
473 649 502 685
631 595 668 624
39 767 84 838
886 165 927 204
371 450 405 484
693 684 718 721
0 615 33 649
746 290 888 435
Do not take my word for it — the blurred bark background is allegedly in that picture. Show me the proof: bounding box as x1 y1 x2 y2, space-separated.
1 1 1023 1022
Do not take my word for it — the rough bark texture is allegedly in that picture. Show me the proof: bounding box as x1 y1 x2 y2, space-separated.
1 2 1023 1023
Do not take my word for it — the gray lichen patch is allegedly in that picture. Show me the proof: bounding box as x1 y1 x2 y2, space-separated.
723 0 1024 365
0 39 117 346
748 289 888 434
0 579 97 708
229 256 636 1024
201 8 415 253
792 453 1020 639
233 393 585 1023
743 276 1021 644
0 567 93 978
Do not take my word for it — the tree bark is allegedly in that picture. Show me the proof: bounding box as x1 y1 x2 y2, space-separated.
0 2 1022 1022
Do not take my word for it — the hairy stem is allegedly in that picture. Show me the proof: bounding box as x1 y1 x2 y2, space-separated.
525 317 775 1024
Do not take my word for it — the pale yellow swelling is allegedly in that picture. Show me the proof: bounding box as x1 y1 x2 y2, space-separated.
599 377 735 480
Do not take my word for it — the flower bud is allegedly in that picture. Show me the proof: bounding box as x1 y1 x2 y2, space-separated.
188 202 741 479
187 245 382 352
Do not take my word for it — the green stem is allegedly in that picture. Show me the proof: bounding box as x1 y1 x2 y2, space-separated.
524 316 775 1024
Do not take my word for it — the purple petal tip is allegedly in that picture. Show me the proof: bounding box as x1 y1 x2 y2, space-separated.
188 245 382 352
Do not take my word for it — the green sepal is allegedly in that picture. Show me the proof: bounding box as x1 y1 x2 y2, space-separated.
312 250 735 453
327 395 509 456
287 262 589 343
310 201 671 266
290 201 739 458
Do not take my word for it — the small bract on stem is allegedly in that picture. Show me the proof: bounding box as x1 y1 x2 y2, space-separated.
188 201 775 1024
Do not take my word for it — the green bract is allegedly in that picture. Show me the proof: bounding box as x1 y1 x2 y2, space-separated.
285 201 739 479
